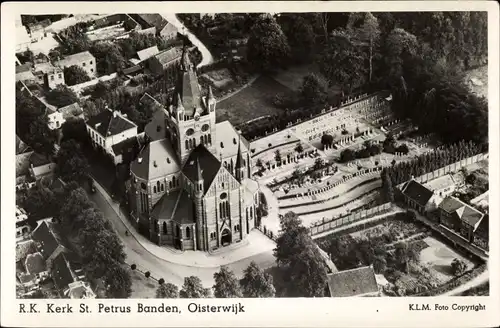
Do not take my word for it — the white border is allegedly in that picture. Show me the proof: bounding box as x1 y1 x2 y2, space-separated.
2 2 499 327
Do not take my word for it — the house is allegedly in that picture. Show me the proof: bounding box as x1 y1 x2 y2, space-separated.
424 174 458 199
438 196 485 242
27 19 52 42
25 252 46 275
146 47 183 76
110 135 142 165
400 179 439 214
135 14 178 39
473 214 489 251
47 102 85 130
16 206 31 241
85 108 138 163
29 161 56 181
55 51 96 78
128 52 260 251
33 62 65 89
31 220 66 269
51 253 78 296
326 266 380 297
16 63 36 83
65 281 96 299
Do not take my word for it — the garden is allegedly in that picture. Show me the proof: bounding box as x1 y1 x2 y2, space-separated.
316 211 482 296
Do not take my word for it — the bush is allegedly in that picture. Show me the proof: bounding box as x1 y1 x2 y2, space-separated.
145 271 151 278
451 258 467 276
158 278 165 285
131 264 137 270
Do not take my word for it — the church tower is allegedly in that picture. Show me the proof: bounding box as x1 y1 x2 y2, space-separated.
170 48 218 165
235 138 245 182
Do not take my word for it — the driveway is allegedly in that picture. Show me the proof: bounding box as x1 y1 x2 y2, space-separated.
159 13 214 68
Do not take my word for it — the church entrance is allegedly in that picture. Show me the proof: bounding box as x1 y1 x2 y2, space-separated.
221 229 231 246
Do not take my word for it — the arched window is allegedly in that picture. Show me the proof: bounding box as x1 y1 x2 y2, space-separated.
172 176 176 186
153 186 157 193
163 222 167 234
250 207 253 219
169 181 172 189
157 181 160 192
185 140 189 150
225 202 230 217
200 136 204 144
208 134 212 144
219 203 223 218
161 184 164 192
204 135 208 145
188 139 193 149
186 227 191 239
192 138 196 147
176 225 181 238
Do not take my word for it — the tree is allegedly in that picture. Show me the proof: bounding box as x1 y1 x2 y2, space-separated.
300 73 328 105
373 256 387 274
247 14 291 72
61 117 90 146
156 283 180 298
381 169 395 202
287 246 328 297
103 264 132 298
25 116 58 155
314 157 324 170
295 143 304 154
240 261 276 297
59 187 94 230
213 266 243 298
274 150 282 163
384 28 419 84
394 242 419 273
179 276 211 298
339 149 356 163
279 15 315 63
84 230 126 280
321 134 334 147
63 65 91 86
45 85 79 108
451 258 467 276
349 13 381 83
56 139 90 183
291 169 305 186
317 30 366 96
23 186 58 221
90 41 127 75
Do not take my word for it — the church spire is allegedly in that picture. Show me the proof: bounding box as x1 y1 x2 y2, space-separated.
235 136 245 182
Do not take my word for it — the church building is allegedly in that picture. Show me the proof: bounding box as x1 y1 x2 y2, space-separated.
128 51 260 252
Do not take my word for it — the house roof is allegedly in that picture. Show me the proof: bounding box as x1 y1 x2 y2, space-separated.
66 281 96 299
123 65 143 75
439 196 484 228
327 266 379 297
401 180 434 207
33 62 61 75
51 253 76 292
58 102 83 120
424 174 455 192
153 47 183 66
29 152 52 167
55 51 95 68
144 107 167 141
137 14 172 32
242 178 259 206
86 109 137 137
130 138 180 180
31 221 62 259
16 63 36 82
151 190 195 224
137 45 160 61
111 136 140 156
216 120 250 160
16 135 31 155
182 145 221 193
16 240 37 262
30 162 56 178
25 252 46 275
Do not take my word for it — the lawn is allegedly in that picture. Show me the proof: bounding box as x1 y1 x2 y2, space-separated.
217 75 292 127
129 269 157 299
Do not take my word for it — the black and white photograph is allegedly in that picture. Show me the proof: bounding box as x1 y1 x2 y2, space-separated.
2 1 499 327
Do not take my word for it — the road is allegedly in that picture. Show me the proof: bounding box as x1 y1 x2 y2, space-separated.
159 13 214 68
88 183 275 289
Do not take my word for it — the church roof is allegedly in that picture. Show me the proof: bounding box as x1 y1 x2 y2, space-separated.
130 138 180 180
151 190 195 225
182 145 221 193
144 107 167 141
216 121 249 159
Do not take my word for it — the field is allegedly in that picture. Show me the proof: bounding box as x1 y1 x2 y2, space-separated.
216 75 291 127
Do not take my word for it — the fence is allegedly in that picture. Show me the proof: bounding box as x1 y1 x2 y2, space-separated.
396 152 489 189
309 202 392 236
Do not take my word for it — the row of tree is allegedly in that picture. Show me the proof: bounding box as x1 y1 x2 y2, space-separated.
382 140 483 187
156 262 275 298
